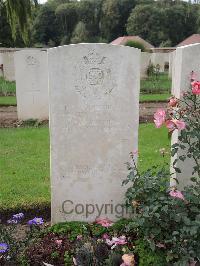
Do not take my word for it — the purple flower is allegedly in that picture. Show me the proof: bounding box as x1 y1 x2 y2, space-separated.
0 243 9 253
28 217 44 226
12 213 24 220
7 219 18 224
7 212 24 224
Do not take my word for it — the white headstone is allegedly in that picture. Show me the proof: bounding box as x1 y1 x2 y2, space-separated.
0 54 3 77
48 44 140 223
2 52 15 81
168 51 176 78
171 44 200 189
151 52 169 72
15 50 49 120
140 52 151 78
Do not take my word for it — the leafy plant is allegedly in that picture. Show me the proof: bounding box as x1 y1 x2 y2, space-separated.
125 40 146 52
124 81 200 265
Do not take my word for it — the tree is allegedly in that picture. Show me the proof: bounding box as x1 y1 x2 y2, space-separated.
100 0 136 42
55 2 78 43
1 0 38 43
127 4 166 47
32 2 61 46
126 1 199 47
71 21 89 43
76 0 102 40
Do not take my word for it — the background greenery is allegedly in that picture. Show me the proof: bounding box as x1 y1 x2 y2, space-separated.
0 0 200 48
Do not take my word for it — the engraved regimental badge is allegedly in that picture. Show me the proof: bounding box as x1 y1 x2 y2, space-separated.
74 50 115 100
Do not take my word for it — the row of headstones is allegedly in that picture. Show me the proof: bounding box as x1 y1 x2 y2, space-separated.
14 43 196 223
15 49 172 121
0 48 46 81
141 51 171 78
0 49 170 83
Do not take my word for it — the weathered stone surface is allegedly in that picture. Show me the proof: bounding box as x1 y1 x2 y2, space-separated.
15 50 49 120
2 52 15 81
151 52 169 72
48 44 140 223
170 43 199 189
140 52 151 78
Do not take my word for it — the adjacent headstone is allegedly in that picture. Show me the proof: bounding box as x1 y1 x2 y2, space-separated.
15 50 49 120
140 52 151 78
48 44 140 223
168 51 176 78
151 52 169 72
0 54 3 77
2 52 15 81
170 43 199 189
170 50 177 94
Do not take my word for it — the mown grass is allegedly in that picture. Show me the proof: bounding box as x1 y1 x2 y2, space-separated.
0 77 16 95
0 94 170 106
0 96 17 105
141 73 171 94
140 93 170 102
0 74 171 106
0 124 170 212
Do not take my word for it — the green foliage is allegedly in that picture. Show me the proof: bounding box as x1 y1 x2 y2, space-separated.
0 77 16 95
55 2 78 43
50 221 89 241
127 4 166 47
124 90 200 264
127 1 199 47
100 0 136 42
3 0 38 44
32 3 61 46
124 158 200 264
135 239 167 266
125 40 145 51
1 0 200 47
0 219 42 264
141 72 171 94
71 21 89 44
0 4 24 47
171 91 200 178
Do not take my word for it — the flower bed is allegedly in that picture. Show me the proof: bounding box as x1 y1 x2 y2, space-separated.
0 73 199 266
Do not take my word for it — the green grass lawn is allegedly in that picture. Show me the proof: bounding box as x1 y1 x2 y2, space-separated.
0 96 17 105
0 77 16 95
140 93 170 102
141 73 171 94
0 124 170 212
0 94 170 107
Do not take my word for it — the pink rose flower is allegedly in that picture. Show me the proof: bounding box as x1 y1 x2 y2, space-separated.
102 233 110 240
169 189 185 200
95 218 114 227
168 97 178 107
166 119 186 132
191 81 200 95
106 236 127 249
121 254 135 266
173 120 186 130
55 239 62 246
154 109 166 128
165 120 176 132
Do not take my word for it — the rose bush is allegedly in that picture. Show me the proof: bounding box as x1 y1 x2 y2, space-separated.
124 75 200 265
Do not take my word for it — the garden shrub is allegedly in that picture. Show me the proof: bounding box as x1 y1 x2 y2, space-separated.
124 78 200 265
125 40 146 52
